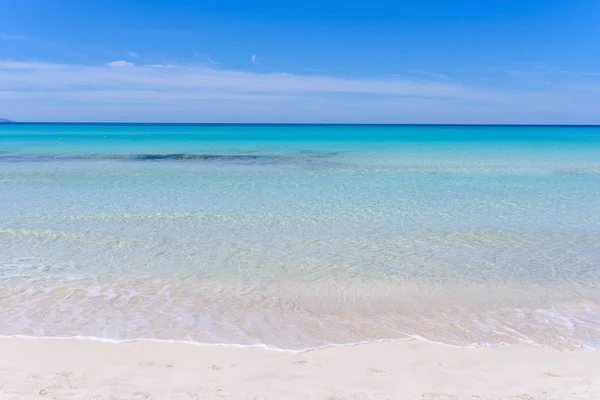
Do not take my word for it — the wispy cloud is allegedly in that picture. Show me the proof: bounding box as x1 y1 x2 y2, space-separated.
128 52 140 59
0 33 27 40
507 70 526 77
415 71 452 81
0 90 292 102
505 63 571 78
251 55 258 64
1 60 600 123
106 60 135 67
147 64 177 69
508 67 600 79
301 67 326 73
0 60 484 99
194 53 220 66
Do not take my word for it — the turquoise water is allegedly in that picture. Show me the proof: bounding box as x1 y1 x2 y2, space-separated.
1 124 599 350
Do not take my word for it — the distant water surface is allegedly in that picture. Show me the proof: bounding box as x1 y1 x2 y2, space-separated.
1 124 599 350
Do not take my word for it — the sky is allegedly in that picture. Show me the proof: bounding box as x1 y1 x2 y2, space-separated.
1 0 600 123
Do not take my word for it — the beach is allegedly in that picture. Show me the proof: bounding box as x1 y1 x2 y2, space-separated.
4 0 600 397
1 124 600 398
1 338 598 399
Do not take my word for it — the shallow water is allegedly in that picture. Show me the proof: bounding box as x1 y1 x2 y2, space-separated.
1 124 599 350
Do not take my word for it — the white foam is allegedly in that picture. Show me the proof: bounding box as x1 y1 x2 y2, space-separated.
0 334 414 353
0 333 538 353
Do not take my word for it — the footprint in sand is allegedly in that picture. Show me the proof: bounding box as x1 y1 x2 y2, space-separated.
514 395 535 400
367 368 385 374
421 393 455 399
515 393 535 400
56 372 73 378
291 360 308 365
39 389 54 397
139 361 156 367
543 372 562 377
207 364 224 370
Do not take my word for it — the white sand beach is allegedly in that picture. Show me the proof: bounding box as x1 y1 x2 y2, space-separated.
0 338 597 399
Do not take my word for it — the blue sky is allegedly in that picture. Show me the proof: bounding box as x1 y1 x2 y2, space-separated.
1 0 600 123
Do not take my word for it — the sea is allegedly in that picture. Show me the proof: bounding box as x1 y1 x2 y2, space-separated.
1 123 599 351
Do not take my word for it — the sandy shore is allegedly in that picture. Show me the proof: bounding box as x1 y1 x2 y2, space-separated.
0 338 597 399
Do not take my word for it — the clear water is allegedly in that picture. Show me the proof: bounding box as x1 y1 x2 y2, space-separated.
1 124 599 350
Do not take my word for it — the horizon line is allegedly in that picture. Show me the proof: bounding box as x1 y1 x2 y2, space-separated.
3 122 600 127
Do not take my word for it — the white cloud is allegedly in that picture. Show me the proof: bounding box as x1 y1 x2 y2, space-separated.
0 33 27 40
0 90 292 103
0 60 485 100
106 60 135 67
251 55 258 64
1 59 600 123
128 52 140 59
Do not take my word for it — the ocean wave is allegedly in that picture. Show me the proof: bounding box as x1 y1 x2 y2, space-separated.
0 334 417 354
3 331 598 353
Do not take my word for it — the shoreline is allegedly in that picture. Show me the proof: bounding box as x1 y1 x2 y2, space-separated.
1 337 597 399
0 334 414 354
0 334 495 353
2 327 597 352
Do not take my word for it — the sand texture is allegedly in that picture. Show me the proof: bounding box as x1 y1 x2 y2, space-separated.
0 338 598 399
